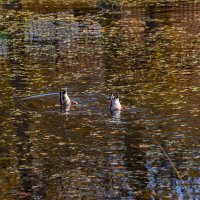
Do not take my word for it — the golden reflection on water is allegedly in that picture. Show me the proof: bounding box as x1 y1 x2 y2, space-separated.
1 1 200 199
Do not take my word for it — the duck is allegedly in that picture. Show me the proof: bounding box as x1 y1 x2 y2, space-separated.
110 94 127 111
60 88 78 106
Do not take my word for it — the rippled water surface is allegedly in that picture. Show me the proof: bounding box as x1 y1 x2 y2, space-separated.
1 1 200 199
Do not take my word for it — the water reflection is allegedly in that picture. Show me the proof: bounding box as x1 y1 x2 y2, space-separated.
111 109 121 121
1 1 200 199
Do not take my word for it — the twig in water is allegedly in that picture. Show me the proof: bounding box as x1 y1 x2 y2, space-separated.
153 138 192 200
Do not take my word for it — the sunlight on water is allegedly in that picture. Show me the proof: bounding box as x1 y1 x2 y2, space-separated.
0 1 200 199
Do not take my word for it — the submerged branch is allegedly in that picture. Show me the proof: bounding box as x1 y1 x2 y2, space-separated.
153 138 192 200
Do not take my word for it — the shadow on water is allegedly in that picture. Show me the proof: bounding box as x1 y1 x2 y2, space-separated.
3 1 22 10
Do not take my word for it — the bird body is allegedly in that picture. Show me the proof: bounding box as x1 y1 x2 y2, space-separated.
110 94 127 111
60 88 78 106
63 91 71 106
110 94 122 110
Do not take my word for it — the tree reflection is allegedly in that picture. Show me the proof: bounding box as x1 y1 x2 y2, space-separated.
1 1 200 199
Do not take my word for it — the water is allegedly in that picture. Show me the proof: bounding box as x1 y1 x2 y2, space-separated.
1 1 200 199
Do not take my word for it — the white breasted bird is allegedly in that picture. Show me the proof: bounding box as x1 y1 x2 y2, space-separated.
60 88 78 106
110 94 127 111
110 94 121 110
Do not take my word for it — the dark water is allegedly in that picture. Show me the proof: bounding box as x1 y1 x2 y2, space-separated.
1 1 200 199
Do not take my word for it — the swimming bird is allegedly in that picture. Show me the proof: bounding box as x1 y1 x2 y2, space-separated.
60 88 78 106
110 94 127 111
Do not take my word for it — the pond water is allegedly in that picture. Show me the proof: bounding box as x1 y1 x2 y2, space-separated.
1 1 200 199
